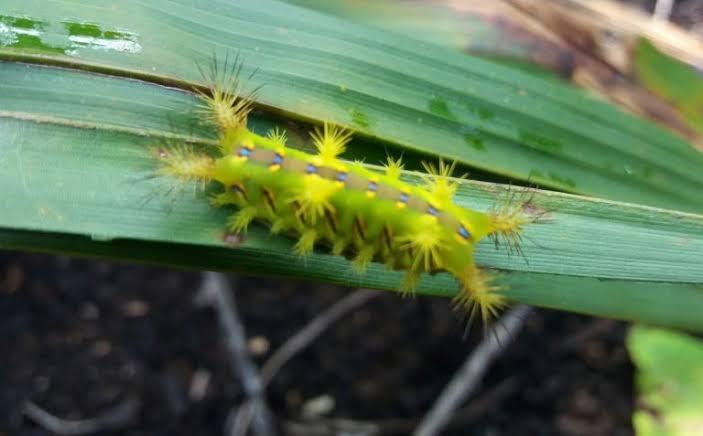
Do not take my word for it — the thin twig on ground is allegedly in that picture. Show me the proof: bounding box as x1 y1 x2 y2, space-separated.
21 397 140 435
225 401 258 436
196 271 276 436
226 289 380 436
413 305 532 436
552 318 617 353
285 417 381 436
654 0 675 20
282 376 520 436
260 289 380 385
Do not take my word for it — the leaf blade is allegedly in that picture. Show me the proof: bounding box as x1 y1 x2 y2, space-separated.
1 0 702 212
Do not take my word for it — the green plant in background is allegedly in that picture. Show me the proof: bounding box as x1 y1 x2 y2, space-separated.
0 0 702 332
634 38 703 139
629 326 703 435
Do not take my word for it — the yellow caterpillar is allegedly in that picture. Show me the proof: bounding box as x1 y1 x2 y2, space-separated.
155 59 533 326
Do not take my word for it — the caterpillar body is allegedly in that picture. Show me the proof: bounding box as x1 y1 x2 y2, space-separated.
155 61 533 326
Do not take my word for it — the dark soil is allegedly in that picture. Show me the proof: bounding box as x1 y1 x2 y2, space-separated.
0 251 633 436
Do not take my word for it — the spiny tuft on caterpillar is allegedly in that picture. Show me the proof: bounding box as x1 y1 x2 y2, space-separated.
154 56 539 328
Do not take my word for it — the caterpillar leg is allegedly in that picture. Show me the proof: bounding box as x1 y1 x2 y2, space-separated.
294 228 318 257
399 270 421 297
455 266 508 329
352 244 376 273
226 206 258 233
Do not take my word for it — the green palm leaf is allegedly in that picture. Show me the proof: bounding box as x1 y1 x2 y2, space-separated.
1 0 702 331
